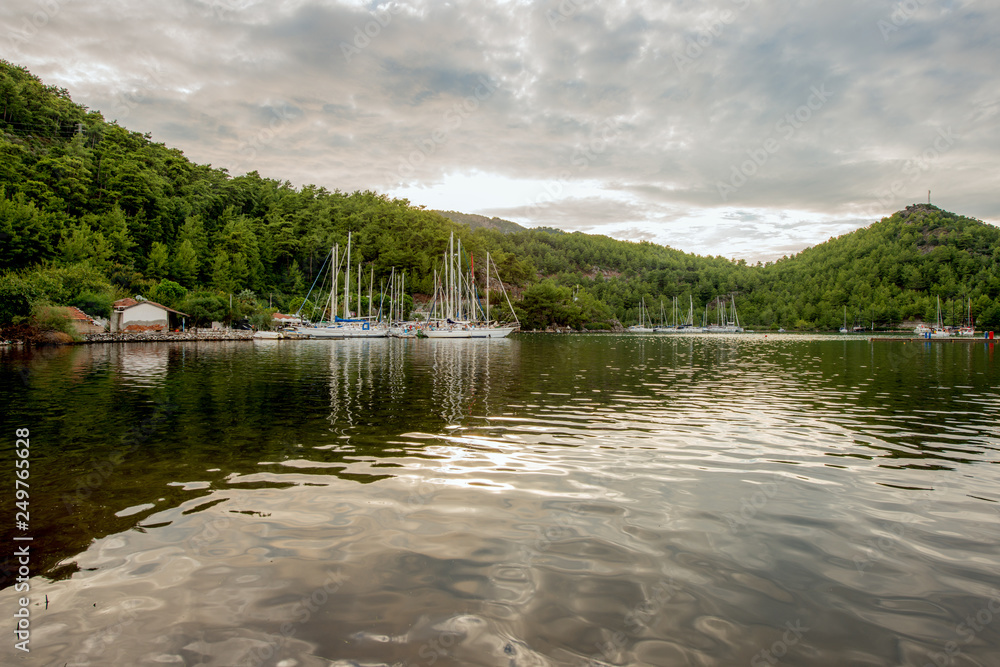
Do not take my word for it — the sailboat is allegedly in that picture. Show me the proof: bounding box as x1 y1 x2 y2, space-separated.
703 295 743 333
839 306 848 334
628 297 655 332
676 295 695 331
654 297 680 333
467 252 520 337
293 233 388 338
957 298 975 336
425 234 518 338
929 296 951 338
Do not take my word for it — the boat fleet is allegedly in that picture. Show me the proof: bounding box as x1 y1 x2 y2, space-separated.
627 294 744 334
267 231 519 340
913 297 975 338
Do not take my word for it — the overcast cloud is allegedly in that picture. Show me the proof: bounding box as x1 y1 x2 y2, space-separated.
3 0 998 260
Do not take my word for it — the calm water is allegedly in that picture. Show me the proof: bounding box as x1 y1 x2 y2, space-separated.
1 334 999 666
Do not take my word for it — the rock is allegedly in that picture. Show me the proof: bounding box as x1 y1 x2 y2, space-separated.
83 330 256 344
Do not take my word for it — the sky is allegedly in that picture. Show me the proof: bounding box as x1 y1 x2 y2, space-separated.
4 0 998 261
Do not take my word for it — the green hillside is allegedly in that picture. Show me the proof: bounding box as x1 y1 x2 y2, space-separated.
2 60 999 332
433 210 525 234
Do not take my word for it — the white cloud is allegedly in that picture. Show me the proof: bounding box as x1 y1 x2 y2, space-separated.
3 0 997 258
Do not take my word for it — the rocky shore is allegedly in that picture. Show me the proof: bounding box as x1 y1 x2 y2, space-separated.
83 330 256 343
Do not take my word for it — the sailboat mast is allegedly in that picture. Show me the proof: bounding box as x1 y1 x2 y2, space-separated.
457 237 463 321
485 252 491 324
344 232 351 319
332 244 339 323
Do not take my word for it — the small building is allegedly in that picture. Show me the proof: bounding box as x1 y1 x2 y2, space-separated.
111 298 189 333
272 313 302 327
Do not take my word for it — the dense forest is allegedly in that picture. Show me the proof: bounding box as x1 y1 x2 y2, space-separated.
2 60 1000 333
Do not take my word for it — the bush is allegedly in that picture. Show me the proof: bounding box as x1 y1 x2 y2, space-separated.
0 273 38 324
249 309 276 331
20 262 115 306
32 306 81 341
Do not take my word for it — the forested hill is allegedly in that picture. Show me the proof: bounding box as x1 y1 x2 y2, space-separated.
746 204 1000 329
2 59 999 332
433 211 524 234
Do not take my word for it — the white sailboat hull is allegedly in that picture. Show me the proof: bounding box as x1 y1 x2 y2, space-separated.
292 325 387 338
468 326 516 338
424 329 472 338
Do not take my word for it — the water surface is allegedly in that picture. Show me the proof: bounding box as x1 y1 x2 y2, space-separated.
1 334 998 666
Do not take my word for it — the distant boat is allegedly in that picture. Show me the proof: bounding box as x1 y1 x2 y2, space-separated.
839 306 848 334
702 295 743 333
654 296 686 333
424 241 518 338
253 330 283 339
628 297 655 332
924 297 951 338
957 298 975 336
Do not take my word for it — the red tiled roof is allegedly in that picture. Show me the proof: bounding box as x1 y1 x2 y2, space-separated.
66 306 93 321
273 313 299 320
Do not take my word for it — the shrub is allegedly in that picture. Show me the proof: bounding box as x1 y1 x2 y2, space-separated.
32 306 81 341
0 273 38 324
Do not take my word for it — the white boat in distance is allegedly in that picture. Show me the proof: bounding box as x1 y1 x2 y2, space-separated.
423 234 519 338
628 297 655 332
702 294 744 333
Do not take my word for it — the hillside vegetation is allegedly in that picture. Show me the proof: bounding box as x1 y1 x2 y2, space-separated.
2 60 999 332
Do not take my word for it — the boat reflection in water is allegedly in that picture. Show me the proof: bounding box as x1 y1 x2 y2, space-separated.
2 335 999 666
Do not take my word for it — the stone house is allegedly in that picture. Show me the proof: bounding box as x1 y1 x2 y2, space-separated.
111 298 189 333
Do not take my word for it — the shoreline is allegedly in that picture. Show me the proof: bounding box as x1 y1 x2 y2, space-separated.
82 330 257 343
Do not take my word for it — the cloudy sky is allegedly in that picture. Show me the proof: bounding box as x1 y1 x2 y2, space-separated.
4 0 998 260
